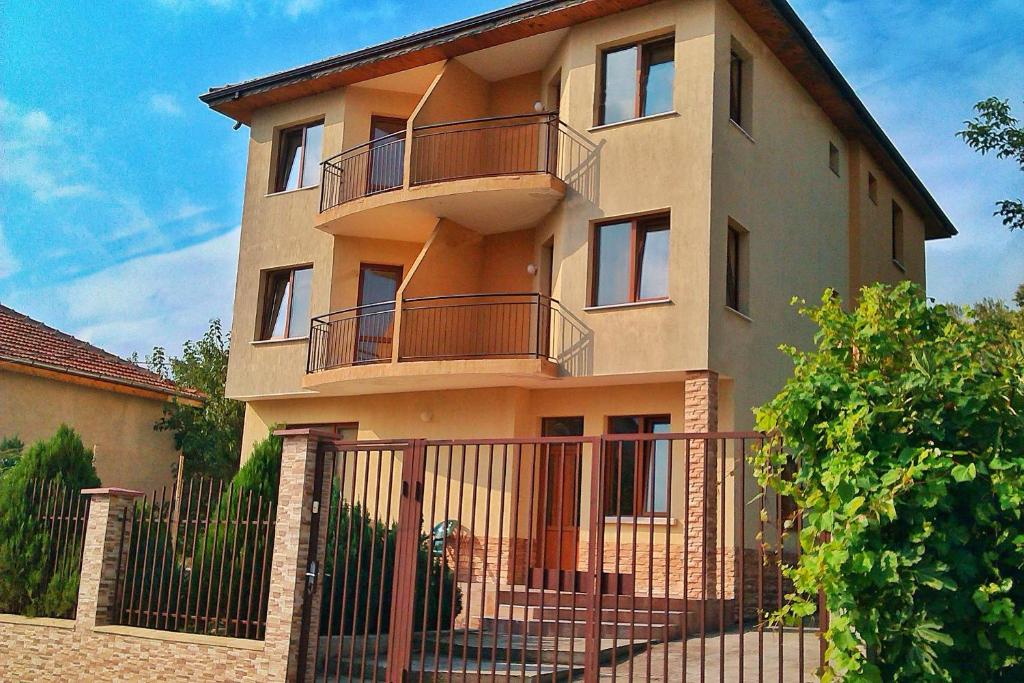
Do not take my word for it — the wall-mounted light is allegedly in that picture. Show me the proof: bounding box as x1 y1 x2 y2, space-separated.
420 410 433 423
533 101 544 113
526 263 538 276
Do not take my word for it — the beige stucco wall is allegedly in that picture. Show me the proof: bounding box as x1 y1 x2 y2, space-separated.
0 370 179 493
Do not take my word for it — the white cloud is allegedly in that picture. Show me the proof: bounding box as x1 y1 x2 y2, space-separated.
0 220 19 280
0 98 97 202
153 0 325 18
148 93 184 117
8 227 241 357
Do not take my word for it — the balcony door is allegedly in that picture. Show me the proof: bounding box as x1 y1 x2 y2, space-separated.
367 116 406 195
532 416 583 578
355 264 402 364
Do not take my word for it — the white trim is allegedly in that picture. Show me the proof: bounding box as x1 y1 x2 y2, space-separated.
588 110 679 133
892 259 907 273
250 336 309 346
264 184 319 198
725 306 752 322
585 299 672 313
729 118 756 143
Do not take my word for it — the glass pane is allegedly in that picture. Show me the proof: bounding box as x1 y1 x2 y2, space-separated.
727 229 739 309
594 221 632 306
642 41 674 116
601 46 638 124
730 52 743 124
607 416 640 516
300 123 323 188
356 267 401 363
542 417 584 437
276 128 303 192
262 272 291 339
637 225 669 300
287 267 312 337
645 421 670 514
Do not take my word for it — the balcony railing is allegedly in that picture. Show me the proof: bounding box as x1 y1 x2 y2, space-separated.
307 302 397 373
306 292 575 373
319 113 586 212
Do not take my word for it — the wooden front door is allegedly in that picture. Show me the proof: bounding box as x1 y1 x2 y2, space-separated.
355 264 402 363
534 417 583 572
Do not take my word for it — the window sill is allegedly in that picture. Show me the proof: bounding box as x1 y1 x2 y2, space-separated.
729 119 755 143
892 259 907 273
585 298 672 312
589 110 679 133
265 184 319 198
250 336 309 346
604 516 678 526
725 306 752 322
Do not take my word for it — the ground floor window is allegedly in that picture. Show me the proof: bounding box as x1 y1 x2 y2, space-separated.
605 415 671 516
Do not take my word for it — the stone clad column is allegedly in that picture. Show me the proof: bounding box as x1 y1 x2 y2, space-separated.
77 488 143 628
683 371 719 600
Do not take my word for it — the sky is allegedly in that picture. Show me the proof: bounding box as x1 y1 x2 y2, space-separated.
1 0 1022 359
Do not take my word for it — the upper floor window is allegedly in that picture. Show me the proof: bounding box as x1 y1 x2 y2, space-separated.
591 213 670 307
598 35 675 126
727 222 749 314
829 142 840 176
274 120 324 192
729 41 752 132
605 415 671 516
259 266 313 340
868 172 879 204
891 201 905 267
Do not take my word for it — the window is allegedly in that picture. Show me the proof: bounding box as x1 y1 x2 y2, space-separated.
729 41 753 132
891 201 905 266
286 422 359 440
726 224 748 314
598 36 674 125
274 120 324 192
259 266 313 340
605 416 671 516
591 213 670 306
867 172 878 204
829 142 840 176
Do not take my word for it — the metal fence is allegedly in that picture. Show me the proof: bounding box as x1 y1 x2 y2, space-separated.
27 478 91 619
113 479 277 640
298 433 822 682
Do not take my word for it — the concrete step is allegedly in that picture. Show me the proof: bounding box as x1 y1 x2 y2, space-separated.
481 617 683 641
420 631 649 666
529 604 690 626
317 654 582 682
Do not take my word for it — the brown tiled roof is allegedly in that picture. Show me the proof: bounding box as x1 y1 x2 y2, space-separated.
0 304 204 402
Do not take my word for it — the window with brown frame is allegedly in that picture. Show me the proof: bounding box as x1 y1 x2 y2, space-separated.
726 224 747 313
273 120 324 192
598 35 674 126
868 172 879 204
259 266 313 340
605 415 671 517
829 142 840 176
730 50 744 126
891 201 905 266
591 213 670 307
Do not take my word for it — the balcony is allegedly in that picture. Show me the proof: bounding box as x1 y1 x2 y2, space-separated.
304 292 587 394
314 113 593 240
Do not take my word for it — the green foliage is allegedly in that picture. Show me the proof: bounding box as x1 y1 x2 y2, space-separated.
0 425 100 617
0 435 24 475
147 319 245 480
959 97 1024 232
754 282 1024 682
320 487 461 637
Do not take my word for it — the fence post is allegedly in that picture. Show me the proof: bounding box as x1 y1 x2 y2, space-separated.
266 429 335 683
76 488 143 628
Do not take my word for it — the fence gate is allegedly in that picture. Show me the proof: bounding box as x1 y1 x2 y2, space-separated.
297 434 824 682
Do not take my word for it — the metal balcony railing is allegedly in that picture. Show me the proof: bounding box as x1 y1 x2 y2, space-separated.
319 113 588 212
306 292 575 373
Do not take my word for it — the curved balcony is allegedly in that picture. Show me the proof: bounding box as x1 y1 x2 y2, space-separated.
315 114 593 240
304 293 587 394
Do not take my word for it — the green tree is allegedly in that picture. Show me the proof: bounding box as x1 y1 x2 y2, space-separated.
754 283 1024 682
0 435 24 476
0 426 101 617
145 319 244 480
959 97 1024 231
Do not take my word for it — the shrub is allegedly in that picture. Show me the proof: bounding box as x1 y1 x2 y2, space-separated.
0 435 23 475
754 283 1024 682
0 425 100 617
319 486 461 637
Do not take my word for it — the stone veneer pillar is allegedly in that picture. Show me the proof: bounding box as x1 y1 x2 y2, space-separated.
683 371 719 599
77 488 144 628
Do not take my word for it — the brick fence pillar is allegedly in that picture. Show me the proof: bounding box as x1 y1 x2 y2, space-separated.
77 488 143 628
683 371 719 600
265 429 336 683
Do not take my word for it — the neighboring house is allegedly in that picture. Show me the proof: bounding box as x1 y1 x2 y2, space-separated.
200 0 956 673
0 304 202 493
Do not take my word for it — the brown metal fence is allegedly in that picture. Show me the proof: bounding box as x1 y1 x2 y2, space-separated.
300 433 821 682
26 478 91 619
113 479 277 639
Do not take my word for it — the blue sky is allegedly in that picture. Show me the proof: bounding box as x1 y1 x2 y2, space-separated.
1 0 1021 358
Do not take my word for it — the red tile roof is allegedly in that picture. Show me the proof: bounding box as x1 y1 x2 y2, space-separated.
0 304 203 402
